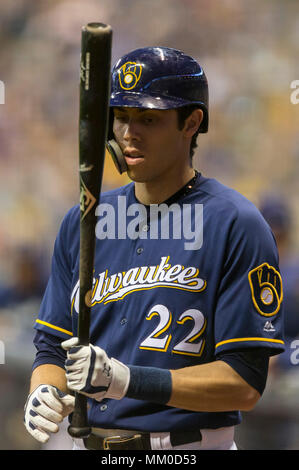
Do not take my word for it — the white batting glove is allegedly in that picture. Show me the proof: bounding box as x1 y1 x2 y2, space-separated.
61 337 130 402
24 384 75 443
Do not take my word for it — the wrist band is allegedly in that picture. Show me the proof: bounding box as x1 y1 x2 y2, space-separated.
126 366 172 405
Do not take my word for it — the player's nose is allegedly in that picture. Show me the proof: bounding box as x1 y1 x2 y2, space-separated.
123 119 141 142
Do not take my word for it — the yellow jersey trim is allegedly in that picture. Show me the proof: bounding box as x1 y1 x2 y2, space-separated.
35 319 73 336
216 337 284 349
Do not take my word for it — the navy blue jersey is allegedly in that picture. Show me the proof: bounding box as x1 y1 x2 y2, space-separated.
34 175 284 431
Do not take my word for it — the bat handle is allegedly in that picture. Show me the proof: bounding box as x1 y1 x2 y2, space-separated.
68 392 91 438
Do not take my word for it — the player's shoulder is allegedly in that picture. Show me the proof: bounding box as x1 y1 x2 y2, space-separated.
198 176 278 255
198 175 267 228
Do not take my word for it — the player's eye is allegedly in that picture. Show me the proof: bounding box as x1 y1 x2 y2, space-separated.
114 114 128 123
141 115 156 125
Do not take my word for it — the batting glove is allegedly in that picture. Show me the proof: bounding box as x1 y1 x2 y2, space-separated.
24 384 75 443
61 337 130 402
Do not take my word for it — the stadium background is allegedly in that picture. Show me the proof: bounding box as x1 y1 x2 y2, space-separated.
0 0 298 449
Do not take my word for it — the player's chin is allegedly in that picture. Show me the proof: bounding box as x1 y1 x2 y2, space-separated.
126 166 150 183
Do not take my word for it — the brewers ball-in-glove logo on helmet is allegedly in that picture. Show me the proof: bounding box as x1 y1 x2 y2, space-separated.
106 47 209 174
118 62 143 90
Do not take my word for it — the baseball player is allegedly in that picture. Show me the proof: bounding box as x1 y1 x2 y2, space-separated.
24 47 285 451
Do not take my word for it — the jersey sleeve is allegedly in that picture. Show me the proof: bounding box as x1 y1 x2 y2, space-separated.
214 203 285 356
34 206 79 340
32 330 67 371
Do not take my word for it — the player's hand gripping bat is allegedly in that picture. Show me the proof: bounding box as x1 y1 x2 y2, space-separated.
67 22 112 439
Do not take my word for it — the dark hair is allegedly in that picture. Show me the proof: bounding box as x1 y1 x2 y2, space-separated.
177 105 201 159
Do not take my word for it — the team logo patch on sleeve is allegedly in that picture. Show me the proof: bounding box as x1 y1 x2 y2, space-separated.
248 263 283 316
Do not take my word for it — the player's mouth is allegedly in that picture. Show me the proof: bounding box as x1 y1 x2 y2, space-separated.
124 150 145 165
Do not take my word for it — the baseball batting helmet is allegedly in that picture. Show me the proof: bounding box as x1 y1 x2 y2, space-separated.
106 46 209 173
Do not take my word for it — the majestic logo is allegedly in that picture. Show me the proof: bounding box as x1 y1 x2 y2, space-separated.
248 263 283 317
263 321 276 332
71 256 206 313
118 61 143 90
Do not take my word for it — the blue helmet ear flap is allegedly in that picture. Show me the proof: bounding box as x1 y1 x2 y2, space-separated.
106 108 128 174
106 139 128 174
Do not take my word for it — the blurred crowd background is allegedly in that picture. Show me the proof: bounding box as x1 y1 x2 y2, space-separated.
0 0 298 450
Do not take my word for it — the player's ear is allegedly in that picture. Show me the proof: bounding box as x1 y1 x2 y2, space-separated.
183 109 203 138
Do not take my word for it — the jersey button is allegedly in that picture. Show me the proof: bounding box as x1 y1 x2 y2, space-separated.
142 224 150 232
137 247 143 254
100 404 108 412
120 318 127 325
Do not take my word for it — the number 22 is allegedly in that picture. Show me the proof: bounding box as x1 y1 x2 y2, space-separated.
139 304 206 357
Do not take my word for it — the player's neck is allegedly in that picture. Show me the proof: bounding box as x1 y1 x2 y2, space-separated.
134 166 196 205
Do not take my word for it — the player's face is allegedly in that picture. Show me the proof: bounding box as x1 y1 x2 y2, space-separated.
112 107 191 184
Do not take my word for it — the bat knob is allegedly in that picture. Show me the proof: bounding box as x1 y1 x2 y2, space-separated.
67 424 92 439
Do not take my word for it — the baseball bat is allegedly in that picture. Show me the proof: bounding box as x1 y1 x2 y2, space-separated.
67 22 112 439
